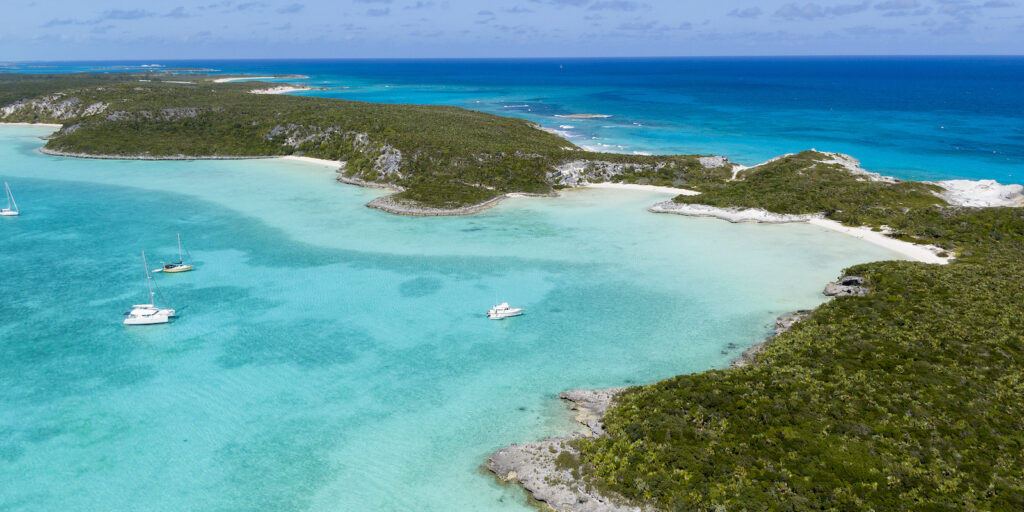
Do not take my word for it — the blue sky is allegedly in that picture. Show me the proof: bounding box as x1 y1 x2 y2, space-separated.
1 0 1022 60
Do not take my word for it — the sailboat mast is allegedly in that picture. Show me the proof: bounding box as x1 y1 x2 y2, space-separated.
142 251 155 304
177 233 183 263
4 182 13 212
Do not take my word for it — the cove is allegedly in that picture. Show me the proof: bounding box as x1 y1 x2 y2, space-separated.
0 125 905 511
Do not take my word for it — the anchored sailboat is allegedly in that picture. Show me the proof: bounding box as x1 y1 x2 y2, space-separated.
153 233 194 273
125 251 176 325
1 182 18 216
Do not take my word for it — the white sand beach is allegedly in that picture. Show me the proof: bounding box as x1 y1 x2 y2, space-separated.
649 201 953 265
281 155 342 168
808 218 952 265
584 181 700 196
212 76 278 83
250 85 310 95
0 122 63 127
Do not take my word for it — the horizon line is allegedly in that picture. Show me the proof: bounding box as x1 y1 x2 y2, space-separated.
5 54 1024 64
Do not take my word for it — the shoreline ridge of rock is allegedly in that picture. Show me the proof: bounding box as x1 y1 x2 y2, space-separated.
489 308 820 512
366 191 556 217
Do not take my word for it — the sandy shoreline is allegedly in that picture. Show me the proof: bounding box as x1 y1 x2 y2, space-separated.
583 181 700 196
0 122 63 128
250 85 310 95
281 155 342 168
807 218 951 264
212 76 279 83
648 200 952 265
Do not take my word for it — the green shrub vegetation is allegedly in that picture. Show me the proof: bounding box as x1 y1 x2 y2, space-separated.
572 156 1024 510
0 74 729 209
678 151 945 226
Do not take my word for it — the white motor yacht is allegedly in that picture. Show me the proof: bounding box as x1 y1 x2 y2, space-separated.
487 302 523 320
124 251 176 325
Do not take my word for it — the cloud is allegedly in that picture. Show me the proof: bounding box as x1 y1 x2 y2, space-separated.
504 5 533 13
354 0 392 3
366 7 390 15
935 0 979 24
42 18 80 27
233 1 266 11
41 8 155 27
404 1 435 9
774 2 869 20
881 7 931 16
90 24 116 34
529 0 590 6
162 6 191 18
829 1 870 15
476 9 496 23
613 20 691 32
982 0 1013 6
728 6 762 18
774 4 827 19
615 20 656 30
589 1 644 10
276 3 304 13
99 9 154 20
843 24 906 35
874 0 918 9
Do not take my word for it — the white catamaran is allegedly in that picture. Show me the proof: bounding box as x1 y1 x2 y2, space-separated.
1 182 18 216
125 251 176 325
153 233 194 273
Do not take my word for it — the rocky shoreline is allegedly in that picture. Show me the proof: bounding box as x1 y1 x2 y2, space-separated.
730 309 814 368
487 388 648 512
488 302 833 511
335 174 404 192
366 191 557 217
648 200 822 223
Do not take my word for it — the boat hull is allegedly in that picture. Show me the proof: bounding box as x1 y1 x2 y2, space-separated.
124 315 170 325
487 309 523 320
163 265 194 273
124 307 175 325
0 209 18 216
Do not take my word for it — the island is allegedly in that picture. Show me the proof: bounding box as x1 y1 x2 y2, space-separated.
3 72 1023 511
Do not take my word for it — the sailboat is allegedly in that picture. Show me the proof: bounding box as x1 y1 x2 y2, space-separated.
124 251 176 325
153 233 194 273
1 182 18 216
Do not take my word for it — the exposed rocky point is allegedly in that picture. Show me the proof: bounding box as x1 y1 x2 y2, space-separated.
823 275 869 297
731 310 813 368
487 388 651 512
649 201 823 223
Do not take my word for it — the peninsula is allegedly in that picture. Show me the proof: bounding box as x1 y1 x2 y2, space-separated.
3 72 1023 511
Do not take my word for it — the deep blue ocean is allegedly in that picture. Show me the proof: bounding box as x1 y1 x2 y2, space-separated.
4 56 1023 183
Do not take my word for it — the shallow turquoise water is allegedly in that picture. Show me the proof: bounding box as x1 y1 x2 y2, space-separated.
0 125 906 511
